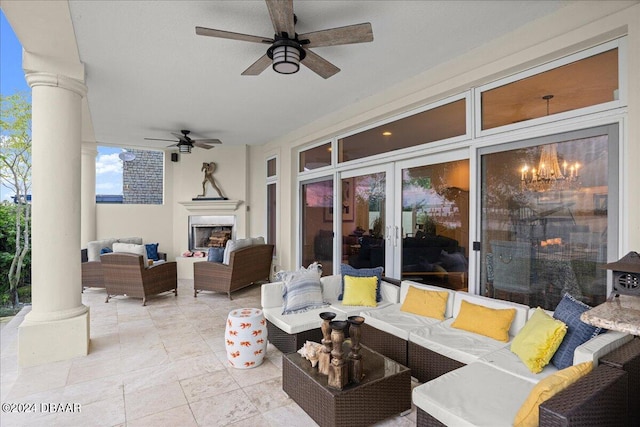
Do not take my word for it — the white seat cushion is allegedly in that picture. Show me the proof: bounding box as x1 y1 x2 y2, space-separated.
329 300 393 317
413 362 534 427
361 304 442 340
409 318 510 365
478 346 558 384
263 307 347 335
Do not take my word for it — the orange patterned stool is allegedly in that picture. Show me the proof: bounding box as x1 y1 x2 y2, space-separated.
225 308 268 369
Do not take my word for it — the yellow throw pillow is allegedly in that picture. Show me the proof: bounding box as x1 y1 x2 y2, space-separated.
511 308 567 373
513 361 593 427
341 276 377 307
451 300 516 342
400 286 449 320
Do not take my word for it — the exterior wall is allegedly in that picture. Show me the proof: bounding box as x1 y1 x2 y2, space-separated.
247 1 640 272
122 149 163 204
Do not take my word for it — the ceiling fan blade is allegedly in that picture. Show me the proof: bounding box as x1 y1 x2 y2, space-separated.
300 23 373 48
266 0 295 37
194 142 216 149
193 139 222 145
170 132 188 142
195 27 273 44
242 54 272 76
144 137 178 143
166 143 179 148
301 49 340 79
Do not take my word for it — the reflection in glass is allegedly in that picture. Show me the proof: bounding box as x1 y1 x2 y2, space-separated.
482 48 618 130
300 143 332 172
267 183 276 246
342 173 386 271
481 135 609 309
267 158 277 177
338 99 466 163
302 179 333 275
401 160 469 290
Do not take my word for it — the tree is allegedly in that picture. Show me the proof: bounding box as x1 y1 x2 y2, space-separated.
0 92 31 307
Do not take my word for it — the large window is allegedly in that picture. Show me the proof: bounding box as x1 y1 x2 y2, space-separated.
480 125 618 309
96 146 163 204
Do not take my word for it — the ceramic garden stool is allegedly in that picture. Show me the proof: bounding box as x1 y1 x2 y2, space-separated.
225 308 268 369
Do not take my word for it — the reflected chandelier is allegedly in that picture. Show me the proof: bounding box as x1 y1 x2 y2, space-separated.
519 95 581 192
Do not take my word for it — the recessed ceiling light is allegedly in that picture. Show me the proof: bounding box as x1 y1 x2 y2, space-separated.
382 131 392 136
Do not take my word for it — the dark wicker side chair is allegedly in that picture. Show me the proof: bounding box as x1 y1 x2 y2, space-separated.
194 244 274 300
100 253 177 306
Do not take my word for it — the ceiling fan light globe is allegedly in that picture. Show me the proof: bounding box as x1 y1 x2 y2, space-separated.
272 44 300 74
118 151 136 162
179 144 192 154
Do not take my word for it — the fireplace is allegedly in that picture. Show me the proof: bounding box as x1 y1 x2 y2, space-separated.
188 215 236 251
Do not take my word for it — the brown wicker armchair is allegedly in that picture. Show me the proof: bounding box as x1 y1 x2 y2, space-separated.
100 253 177 305
194 244 274 300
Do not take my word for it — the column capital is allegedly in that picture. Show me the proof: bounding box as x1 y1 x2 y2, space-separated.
82 141 99 157
26 72 87 97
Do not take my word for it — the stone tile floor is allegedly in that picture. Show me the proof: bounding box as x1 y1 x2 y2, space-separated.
1 280 417 426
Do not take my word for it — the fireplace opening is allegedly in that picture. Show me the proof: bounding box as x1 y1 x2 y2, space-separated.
188 215 235 251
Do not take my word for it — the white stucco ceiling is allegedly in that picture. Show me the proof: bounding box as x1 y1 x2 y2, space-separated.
6 0 573 149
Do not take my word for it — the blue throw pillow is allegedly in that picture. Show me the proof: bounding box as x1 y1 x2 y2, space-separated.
100 247 113 255
339 264 384 302
207 247 225 263
551 293 604 370
145 243 160 261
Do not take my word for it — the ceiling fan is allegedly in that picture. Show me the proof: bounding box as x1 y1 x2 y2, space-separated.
195 0 373 79
144 130 221 153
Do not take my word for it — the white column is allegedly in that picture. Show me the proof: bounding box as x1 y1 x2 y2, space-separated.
81 142 98 246
18 72 90 367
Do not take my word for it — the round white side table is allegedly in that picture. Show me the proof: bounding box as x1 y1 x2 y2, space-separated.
225 308 268 369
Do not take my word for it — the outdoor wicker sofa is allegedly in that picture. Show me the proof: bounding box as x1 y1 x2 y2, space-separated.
81 237 166 291
194 243 274 300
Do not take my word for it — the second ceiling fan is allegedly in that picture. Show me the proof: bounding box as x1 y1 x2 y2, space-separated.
195 0 373 79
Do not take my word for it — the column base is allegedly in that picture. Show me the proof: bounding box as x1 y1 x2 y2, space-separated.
18 308 90 367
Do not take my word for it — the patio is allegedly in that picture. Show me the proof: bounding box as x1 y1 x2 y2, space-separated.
0 280 417 427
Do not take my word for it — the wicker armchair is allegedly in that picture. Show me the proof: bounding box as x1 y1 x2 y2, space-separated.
100 253 177 305
194 244 274 300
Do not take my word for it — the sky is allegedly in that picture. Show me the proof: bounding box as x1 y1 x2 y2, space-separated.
0 11 121 201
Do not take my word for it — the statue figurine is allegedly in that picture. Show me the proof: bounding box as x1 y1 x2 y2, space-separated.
199 162 225 198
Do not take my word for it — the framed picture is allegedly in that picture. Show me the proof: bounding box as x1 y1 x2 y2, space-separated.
342 178 355 222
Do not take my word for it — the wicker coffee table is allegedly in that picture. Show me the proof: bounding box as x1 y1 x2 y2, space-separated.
282 344 411 427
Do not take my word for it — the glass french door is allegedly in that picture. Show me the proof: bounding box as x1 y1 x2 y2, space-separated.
339 165 395 277
395 152 470 289
301 177 334 275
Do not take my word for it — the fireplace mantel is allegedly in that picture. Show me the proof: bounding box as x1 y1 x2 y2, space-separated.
178 199 242 212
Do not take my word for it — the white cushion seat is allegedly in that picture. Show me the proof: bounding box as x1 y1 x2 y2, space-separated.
412 362 535 427
478 346 559 384
409 318 512 365
361 305 443 341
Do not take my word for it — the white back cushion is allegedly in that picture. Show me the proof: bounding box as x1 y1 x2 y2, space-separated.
112 242 148 266
87 238 116 262
223 238 252 264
